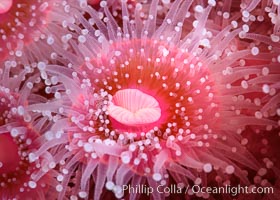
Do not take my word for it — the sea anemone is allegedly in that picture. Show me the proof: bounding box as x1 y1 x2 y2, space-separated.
0 0 87 67
20 0 280 199
0 61 59 199
0 128 56 199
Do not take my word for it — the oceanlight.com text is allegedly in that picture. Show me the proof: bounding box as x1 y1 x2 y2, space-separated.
191 184 274 196
123 184 274 196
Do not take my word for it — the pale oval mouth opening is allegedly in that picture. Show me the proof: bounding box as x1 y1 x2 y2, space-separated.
107 89 161 127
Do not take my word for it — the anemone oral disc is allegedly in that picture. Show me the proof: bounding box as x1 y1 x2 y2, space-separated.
108 89 161 126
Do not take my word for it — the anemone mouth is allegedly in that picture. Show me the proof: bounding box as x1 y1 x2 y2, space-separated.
108 89 161 127
0 0 13 14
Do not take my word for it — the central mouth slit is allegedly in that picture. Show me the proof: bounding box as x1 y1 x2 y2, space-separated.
108 89 161 127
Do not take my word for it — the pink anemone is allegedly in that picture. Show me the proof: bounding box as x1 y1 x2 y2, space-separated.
0 0 86 68
0 61 58 199
28 0 279 199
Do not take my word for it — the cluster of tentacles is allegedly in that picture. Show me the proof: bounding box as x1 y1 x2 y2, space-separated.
0 0 279 199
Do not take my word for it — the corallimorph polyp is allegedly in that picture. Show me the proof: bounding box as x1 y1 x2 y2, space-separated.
29 0 279 199
0 130 54 199
0 0 86 66
0 86 56 199
0 62 60 198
